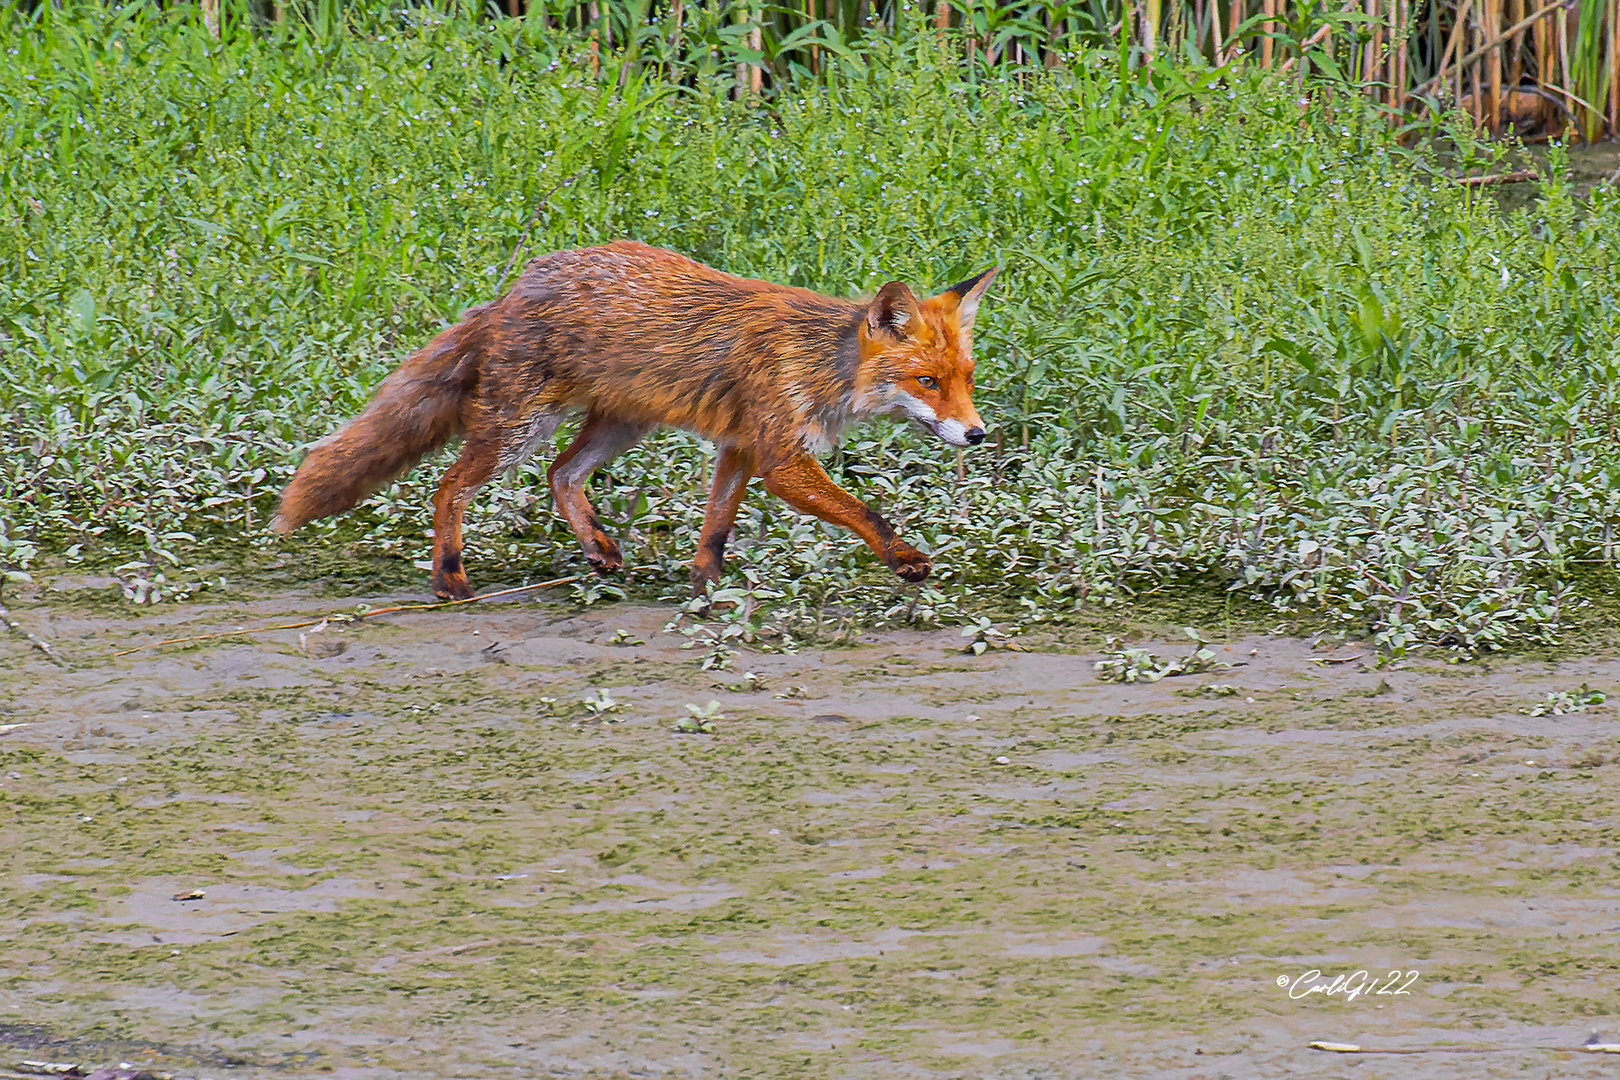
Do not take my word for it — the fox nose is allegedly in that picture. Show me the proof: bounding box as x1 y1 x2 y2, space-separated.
965 426 985 445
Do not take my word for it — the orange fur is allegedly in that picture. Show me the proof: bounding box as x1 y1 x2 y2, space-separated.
272 241 998 599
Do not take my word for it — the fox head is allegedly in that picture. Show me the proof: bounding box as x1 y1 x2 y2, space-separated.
856 267 999 448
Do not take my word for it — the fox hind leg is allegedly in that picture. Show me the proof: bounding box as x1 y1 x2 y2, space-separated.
548 412 654 572
691 444 756 593
430 434 505 601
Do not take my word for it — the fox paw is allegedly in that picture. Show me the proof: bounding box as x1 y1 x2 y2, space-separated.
889 543 932 583
433 574 476 601
689 544 728 593
586 538 624 573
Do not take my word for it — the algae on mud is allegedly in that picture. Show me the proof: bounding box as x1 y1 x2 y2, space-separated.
2 586 1619 1078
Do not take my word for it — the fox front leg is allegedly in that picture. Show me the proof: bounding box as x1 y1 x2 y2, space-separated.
760 453 931 582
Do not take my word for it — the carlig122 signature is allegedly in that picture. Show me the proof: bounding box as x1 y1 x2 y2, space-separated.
1278 969 1420 1001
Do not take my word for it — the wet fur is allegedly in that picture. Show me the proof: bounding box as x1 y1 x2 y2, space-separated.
272 241 996 599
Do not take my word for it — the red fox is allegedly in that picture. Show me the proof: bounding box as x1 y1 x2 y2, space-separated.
271 241 997 599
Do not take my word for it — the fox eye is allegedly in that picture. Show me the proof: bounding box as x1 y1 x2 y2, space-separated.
916 376 939 391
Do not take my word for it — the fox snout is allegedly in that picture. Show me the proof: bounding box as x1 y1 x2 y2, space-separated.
934 417 987 448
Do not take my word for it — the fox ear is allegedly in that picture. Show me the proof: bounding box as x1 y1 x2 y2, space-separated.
944 266 1000 329
866 281 920 339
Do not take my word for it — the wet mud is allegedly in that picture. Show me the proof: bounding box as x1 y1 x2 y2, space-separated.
1 581 1618 1079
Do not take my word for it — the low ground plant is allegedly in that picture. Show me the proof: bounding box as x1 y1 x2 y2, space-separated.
4 4 1619 653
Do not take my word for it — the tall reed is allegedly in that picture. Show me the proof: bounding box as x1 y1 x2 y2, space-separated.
66 0 1616 138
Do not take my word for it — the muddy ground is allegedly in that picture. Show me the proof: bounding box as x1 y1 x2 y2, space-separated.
1 577 1619 1080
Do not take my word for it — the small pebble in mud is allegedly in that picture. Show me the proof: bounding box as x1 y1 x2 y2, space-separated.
995 756 1010 764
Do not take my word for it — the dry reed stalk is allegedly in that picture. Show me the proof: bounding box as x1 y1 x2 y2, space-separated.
1362 0 1373 85
734 4 749 97
1610 0 1619 131
669 0 684 51
1395 0 1408 104
587 2 603 75
1260 0 1274 66
1429 0 1475 101
807 0 819 74
1419 1 1565 95
1558 1 1571 102
935 0 950 30
1367 0 1383 99
749 22 763 94
202 0 219 37
1209 0 1225 55
1486 0 1502 131
1508 0 1525 87
1226 0 1242 61
1536 0 1554 86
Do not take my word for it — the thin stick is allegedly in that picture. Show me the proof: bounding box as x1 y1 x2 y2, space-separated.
112 575 586 657
1533 70 1603 114
1310 1039 1620 1055
1 602 66 668
1455 167 1538 183
499 167 589 290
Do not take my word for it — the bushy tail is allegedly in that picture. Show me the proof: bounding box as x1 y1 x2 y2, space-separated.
271 318 483 535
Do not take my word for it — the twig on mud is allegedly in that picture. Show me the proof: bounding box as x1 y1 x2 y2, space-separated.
1310 1039 1620 1055
0 602 66 668
499 167 589 289
1305 652 1368 665
1454 169 1539 187
111 575 586 658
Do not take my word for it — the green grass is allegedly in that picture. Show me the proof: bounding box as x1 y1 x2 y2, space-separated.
4 2 1620 652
